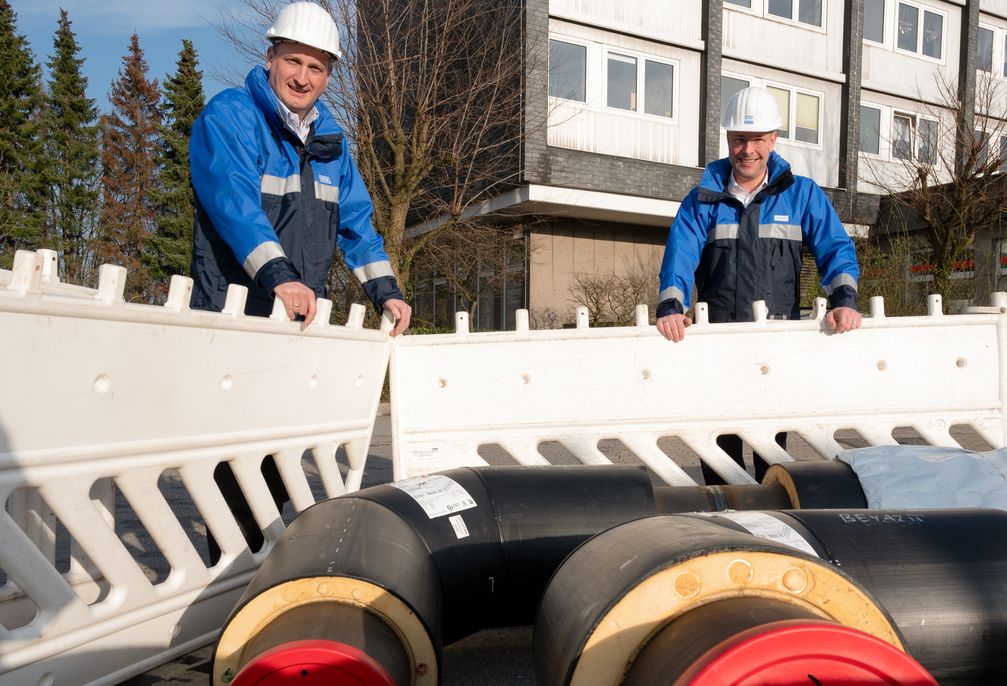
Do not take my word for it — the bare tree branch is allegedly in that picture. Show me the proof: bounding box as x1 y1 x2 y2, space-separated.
862 71 1007 302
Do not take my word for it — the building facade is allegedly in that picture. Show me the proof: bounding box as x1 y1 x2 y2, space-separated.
408 0 1007 329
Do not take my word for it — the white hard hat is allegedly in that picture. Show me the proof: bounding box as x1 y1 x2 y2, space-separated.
267 2 342 61
722 86 782 132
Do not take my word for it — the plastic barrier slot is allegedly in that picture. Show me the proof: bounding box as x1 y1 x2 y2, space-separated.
390 294 1007 484
0 250 392 686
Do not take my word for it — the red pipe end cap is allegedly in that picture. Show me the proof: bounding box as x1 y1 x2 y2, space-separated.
231 639 396 686
677 620 938 686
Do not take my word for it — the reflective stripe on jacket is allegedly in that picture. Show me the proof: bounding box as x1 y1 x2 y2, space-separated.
189 66 401 315
658 151 858 321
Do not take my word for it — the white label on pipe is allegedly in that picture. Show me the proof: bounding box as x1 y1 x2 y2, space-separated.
709 511 819 558
391 474 477 519
449 514 470 539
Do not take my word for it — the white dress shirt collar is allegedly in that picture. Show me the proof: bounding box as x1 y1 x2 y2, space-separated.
727 171 769 207
274 97 319 144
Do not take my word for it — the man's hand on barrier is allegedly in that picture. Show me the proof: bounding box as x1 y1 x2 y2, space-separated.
274 281 317 327
384 298 412 336
825 306 861 334
657 313 692 342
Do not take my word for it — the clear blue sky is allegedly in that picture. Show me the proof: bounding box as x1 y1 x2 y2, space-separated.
14 0 262 108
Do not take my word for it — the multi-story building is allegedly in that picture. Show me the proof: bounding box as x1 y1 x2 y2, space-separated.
408 0 1007 330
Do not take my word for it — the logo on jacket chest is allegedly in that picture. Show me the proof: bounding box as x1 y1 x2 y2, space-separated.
773 214 789 222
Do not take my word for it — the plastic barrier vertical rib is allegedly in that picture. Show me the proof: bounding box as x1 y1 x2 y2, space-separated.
0 250 391 686
390 294 1007 484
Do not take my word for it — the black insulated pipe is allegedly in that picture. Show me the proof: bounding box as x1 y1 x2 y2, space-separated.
212 465 657 685
211 463 882 685
762 460 869 508
536 508 1007 686
533 513 906 686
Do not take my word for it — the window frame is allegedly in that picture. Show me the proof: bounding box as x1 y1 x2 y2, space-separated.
602 46 679 122
725 74 823 148
858 101 939 163
859 103 883 156
862 0 886 46
978 24 995 74
548 36 590 104
605 51 639 112
723 0 827 32
974 22 1007 80
893 0 946 62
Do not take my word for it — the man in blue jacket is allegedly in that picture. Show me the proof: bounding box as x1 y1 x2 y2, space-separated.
656 86 861 482
189 2 410 561
189 1 411 334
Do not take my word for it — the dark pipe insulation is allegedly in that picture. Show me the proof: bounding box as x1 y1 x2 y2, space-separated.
211 462 873 685
535 509 1007 686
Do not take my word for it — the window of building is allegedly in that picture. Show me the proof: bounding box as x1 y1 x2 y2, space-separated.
892 114 913 160
549 36 678 122
796 92 820 143
607 53 637 111
723 75 820 146
644 60 674 118
764 83 821 144
979 26 994 73
896 2 943 59
998 238 1007 276
721 75 750 115
859 104 937 162
918 118 938 163
967 128 1007 172
768 86 790 139
549 39 587 102
975 129 991 167
606 51 676 118
1003 34 1007 77
863 0 885 44
724 0 823 29
860 104 882 155
768 0 822 26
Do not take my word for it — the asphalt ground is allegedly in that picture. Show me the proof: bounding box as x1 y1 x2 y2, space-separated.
120 419 993 685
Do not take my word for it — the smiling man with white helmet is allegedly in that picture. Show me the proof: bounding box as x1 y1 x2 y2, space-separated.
188 2 411 562
655 86 861 484
189 1 410 334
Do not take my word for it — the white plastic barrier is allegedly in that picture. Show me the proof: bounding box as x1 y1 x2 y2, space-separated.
0 250 391 686
390 294 1007 485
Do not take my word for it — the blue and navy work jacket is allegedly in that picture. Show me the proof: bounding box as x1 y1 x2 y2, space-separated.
189 66 402 315
657 151 859 322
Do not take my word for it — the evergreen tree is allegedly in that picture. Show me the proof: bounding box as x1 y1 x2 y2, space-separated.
0 0 45 267
147 39 204 295
98 34 161 300
44 9 100 285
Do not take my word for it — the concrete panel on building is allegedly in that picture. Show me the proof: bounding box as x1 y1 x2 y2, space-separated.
550 0 704 47
528 221 666 324
721 2 847 78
